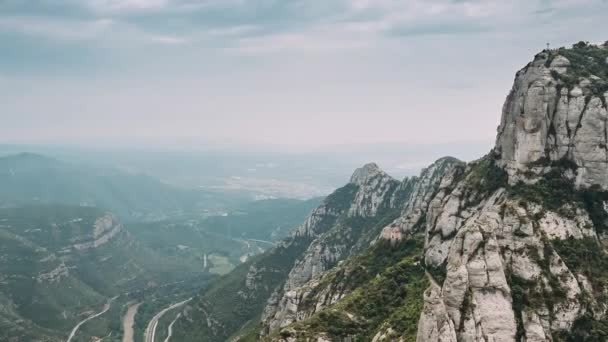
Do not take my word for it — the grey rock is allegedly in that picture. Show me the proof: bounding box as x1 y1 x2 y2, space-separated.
496 53 608 190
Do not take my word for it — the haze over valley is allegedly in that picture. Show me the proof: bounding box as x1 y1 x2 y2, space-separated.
3 1 608 341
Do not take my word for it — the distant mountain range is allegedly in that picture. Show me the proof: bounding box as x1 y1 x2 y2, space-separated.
0 152 248 221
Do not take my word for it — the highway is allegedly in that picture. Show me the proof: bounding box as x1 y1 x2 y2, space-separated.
144 298 192 342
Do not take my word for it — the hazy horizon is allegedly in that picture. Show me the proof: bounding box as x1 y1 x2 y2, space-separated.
2 0 608 147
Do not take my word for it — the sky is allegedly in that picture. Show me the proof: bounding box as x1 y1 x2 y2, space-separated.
1 0 608 150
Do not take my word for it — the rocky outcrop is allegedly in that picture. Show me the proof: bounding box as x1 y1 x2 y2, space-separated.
381 157 464 241
261 165 402 332
72 213 122 250
496 48 608 190
348 163 399 218
415 44 608 342
262 44 608 342
261 158 462 334
37 262 70 283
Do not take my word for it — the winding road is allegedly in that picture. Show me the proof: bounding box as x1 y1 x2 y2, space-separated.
66 296 118 342
163 312 182 342
144 298 192 342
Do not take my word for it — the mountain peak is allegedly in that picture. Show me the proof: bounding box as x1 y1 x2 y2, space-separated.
495 42 608 189
349 162 387 185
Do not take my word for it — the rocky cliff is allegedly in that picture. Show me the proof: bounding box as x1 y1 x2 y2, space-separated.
260 157 462 337
174 156 462 341
496 43 608 190
415 43 608 342
261 42 608 342
175 42 608 342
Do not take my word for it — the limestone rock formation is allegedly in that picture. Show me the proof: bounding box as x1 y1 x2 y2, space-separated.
496 47 608 190
416 43 608 342
260 157 462 334
262 43 608 342
261 164 402 332
177 43 608 342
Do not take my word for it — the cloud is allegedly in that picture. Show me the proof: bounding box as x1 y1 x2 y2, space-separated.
87 0 169 11
149 34 189 45
0 16 114 40
2 0 608 68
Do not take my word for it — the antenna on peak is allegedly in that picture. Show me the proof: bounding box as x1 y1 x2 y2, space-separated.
546 42 550 50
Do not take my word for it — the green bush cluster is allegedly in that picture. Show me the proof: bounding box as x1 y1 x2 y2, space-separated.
280 238 427 341
552 237 608 341
507 159 608 233
548 41 608 96
463 156 508 206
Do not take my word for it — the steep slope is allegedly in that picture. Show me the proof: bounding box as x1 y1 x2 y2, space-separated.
415 42 608 342
268 42 608 342
174 158 462 341
260 158 462 336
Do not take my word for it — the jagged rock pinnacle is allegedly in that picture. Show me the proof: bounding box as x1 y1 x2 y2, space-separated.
349 162 384 185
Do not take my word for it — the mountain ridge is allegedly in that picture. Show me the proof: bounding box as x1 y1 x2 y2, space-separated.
176 42 608 342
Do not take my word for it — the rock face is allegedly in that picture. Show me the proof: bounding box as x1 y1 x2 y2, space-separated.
415 45 608 342
260 164 403 332
496 49 608 190
174 44 608 342
260 157 463 334
348 163 399 217
72 213 122 250
383 157 464 239
257 44 608 342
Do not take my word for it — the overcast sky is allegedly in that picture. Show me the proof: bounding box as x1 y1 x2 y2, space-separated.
1 0 607 150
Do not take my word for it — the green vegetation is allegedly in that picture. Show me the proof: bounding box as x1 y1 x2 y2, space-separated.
173 182 361 341
278 238 427 341
202 197 322 241
553 237 608 304
508 159 578 213
507 159 608 233
552 237 608 341
0 205 215 341
547 42 608 96
507 239 569 339
462 155 508 206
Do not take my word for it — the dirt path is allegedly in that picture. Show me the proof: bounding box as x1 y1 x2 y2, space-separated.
163 313 181 342
122 302 142 342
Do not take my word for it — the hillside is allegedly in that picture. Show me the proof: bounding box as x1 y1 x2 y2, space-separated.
272 42 608 341
0 191 322 341
0 205 214 341
176 42 608 341
174 158 462 341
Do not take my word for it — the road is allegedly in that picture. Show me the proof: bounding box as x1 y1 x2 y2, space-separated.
66 296 118 342
247 238 276 246
121 302 142 342
144 298 192 342
163 313 182 342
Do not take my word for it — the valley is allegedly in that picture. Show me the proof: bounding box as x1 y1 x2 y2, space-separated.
2 4 608 338
0 153 321 341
